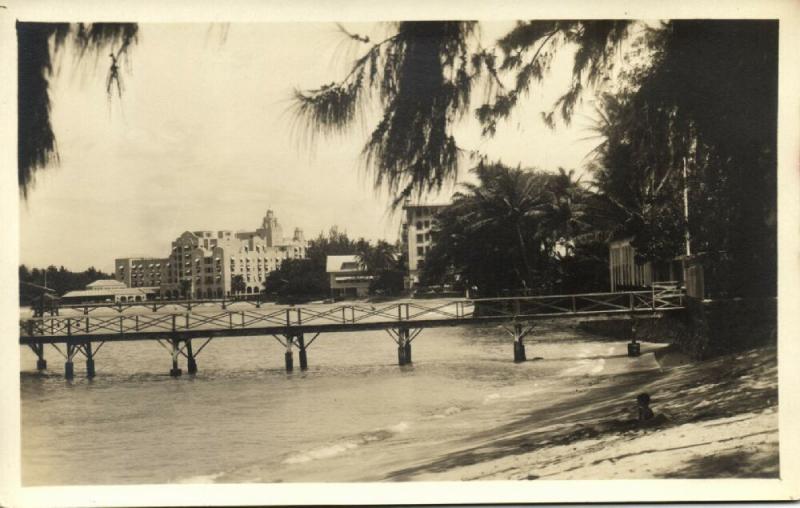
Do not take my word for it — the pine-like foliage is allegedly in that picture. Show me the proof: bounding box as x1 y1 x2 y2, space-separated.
18 22 138 197
294 20 635 204
294 22 477 206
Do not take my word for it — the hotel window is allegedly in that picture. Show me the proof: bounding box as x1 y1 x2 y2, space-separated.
425 233 431 241
424 220 430 228
416 234 423 242
417 246 424 256
416 221 422 229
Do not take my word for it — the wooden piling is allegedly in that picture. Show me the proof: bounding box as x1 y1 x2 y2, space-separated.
65 343 75 380
397 328 410 366
403 329 412 364
170 338 182 377
186 339 197 374
297 334 308 371
513 323 527 363
85 342 96 379
285 337 294 373
36 343 46 371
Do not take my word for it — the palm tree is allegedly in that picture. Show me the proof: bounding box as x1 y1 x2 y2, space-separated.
356 240 397 274
454 162 552 288
584 90 687 264
179 279 192 300
231 274 246 297
421 162 595 295
540 167 591 257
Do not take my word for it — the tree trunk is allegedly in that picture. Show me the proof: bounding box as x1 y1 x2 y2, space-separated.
515 223 533 288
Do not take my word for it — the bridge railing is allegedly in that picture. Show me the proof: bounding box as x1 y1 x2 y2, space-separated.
52 297 268 315
471 289 684 318
19 290 684 339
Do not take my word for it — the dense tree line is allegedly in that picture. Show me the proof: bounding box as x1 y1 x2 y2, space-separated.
587 21 777 297
419 163 607 296
18 265 113 304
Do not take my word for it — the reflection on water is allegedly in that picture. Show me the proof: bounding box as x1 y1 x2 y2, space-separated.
20 323 664 485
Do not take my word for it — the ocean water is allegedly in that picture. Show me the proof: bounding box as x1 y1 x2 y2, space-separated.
19 321 663 485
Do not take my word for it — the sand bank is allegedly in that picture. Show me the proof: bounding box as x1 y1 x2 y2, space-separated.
389 345 778 480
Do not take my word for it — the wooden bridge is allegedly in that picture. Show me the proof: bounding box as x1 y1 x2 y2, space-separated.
19 289 685 379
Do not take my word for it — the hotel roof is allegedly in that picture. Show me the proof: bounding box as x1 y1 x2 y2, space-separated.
62 287 150 298
326 255 364 273
86 279 127 289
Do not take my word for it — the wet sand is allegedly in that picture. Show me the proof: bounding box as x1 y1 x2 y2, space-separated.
386 345 778 480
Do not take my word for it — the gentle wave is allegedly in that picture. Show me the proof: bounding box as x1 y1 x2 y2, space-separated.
282 421 411 465
431 406 462 419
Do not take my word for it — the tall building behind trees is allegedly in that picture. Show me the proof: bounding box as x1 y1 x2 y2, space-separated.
400 203 448 289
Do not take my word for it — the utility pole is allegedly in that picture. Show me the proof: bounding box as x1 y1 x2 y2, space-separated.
682 157 691 257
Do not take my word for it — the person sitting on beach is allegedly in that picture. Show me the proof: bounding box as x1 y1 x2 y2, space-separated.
637 393 655 422
635 392 669 427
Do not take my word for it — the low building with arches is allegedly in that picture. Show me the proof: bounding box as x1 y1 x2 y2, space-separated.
61 279 156 304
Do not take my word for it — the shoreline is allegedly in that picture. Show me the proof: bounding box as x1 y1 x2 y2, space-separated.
382 343 778 481
19 324 778 484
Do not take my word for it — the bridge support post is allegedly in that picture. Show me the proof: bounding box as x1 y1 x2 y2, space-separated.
285 337 294 373
627 318 640 357
186 339 197 374
397 328 411 366
404 329 412 365
297 334 308 371
35 343 46 371
513 323 527 363
85 342 95 379
64 343 75 380
170 338 182 377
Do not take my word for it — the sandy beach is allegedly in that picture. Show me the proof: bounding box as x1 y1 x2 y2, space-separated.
386 344 778 481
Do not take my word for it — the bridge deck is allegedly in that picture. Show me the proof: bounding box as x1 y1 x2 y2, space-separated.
20 290 684 345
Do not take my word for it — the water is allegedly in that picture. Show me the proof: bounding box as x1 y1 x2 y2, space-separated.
19 322 664 485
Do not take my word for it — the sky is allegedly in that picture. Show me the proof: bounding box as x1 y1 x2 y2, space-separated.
19 22 607 273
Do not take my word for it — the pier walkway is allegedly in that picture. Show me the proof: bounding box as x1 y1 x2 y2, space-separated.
19 289 684 378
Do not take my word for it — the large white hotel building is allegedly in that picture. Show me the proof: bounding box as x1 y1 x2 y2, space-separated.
115 210 307 299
